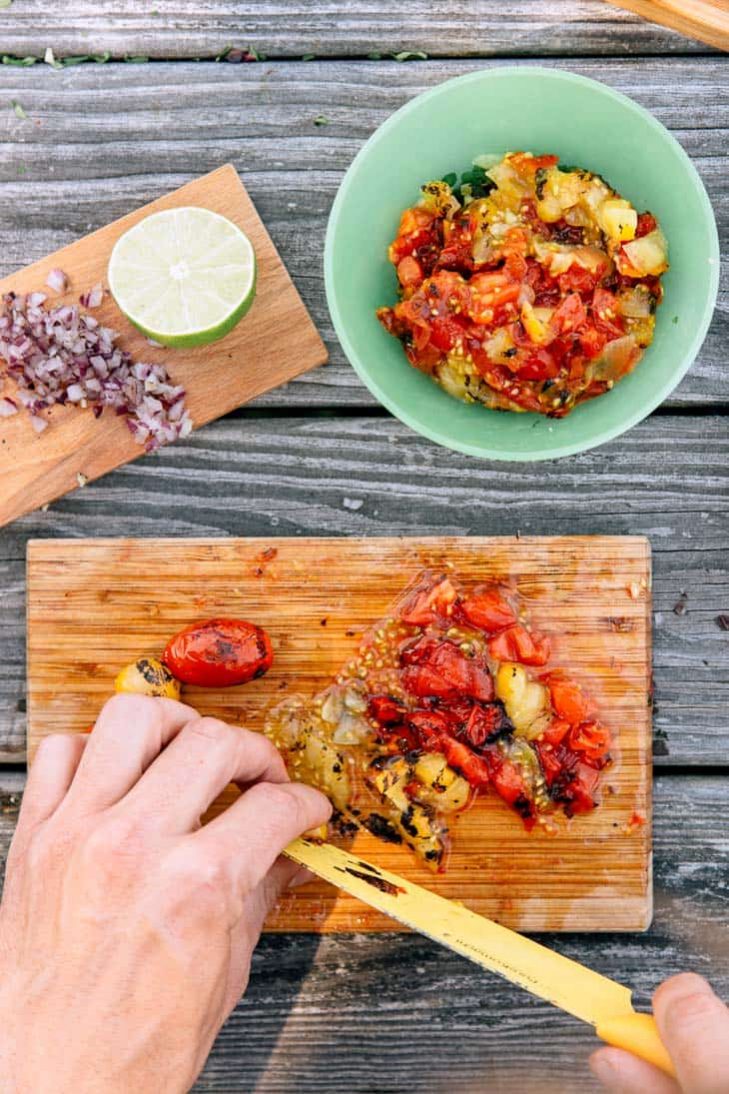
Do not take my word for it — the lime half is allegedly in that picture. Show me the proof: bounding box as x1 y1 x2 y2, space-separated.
108 207 257 348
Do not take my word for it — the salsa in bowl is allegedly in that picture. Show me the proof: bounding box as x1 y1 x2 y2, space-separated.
377 152 668 418
324 67 719 461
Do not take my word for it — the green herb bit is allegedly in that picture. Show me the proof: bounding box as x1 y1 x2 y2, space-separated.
313 114 329 127
391 50 428 61
10 99 27 119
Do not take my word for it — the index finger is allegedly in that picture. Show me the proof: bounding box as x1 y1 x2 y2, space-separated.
654 974 729 1094
61 694 199 814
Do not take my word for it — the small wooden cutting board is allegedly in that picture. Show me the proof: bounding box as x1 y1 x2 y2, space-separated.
0 166 327 528
27 535 652 933
606 0 729 50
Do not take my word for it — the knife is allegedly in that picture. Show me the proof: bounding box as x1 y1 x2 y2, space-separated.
285 837 675 1078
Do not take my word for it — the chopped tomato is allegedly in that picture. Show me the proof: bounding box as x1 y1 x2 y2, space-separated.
568 720 611 763
460 586 516 634
578 325 607 360
397 255 423 288
551 292 587 334
591 286 625 339
540 718 571 747
461 701 512 748
516 350 559 382
534 742 563 786
510 152 559 176
469 272 521 322
547 676 596 725
428 316 464 352
368 695 407 726
399 575 458 626
488 624 551 667
554 762 601 816
401 636 494 702
439 735 492 788
636 213 657 238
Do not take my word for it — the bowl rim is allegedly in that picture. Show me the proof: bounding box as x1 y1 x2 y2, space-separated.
324 64 720 462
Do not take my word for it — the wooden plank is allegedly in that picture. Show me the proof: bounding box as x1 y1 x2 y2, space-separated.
0 59 725 407
0 771 726 1091
0 411 727 764
26 535 652 933
0 1 707 59
607 0 729 51
0 165 327 527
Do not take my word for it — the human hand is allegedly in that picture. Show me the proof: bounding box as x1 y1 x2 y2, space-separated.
0 695 331 1094
590 973 729 1093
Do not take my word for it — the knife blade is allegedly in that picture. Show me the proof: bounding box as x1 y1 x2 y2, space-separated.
285 837 675 1078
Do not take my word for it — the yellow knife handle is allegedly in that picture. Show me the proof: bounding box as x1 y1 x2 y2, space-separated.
596 1013 676 1079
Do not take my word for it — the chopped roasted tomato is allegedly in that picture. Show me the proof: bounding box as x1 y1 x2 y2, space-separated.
368 695 407 726
397 255 423 288
540 718 572 747
461 701 513 748
551 762 601 816
636 213 657 238
401 636 494 702
399 574 458 625
546 675 596 725
460 586 517 634
568 720 611 764
488 625 551 667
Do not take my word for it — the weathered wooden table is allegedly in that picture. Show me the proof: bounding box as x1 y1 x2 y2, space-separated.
0 4 727 1091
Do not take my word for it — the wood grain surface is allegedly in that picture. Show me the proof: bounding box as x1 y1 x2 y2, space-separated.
0 59 724 410
27 535 652 932
0 165 327 527
0 0 709 57
607 0 729 50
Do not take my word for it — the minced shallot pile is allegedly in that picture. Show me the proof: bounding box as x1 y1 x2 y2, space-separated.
0 288 192 451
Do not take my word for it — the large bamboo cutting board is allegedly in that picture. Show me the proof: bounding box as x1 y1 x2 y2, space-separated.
27 536 652 933
0 166 327 528
606 0 729 49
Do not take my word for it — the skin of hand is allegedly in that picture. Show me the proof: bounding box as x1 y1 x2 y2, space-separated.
0 694 331 1094
590 973 729 1094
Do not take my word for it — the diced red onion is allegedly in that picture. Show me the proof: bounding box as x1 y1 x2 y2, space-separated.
45 268 69 294
79 283 104 309
0 291 192 451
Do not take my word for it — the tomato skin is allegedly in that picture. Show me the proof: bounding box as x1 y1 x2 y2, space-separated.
163 618 273 688
397 255 423 288
488 624 551 667
460 586 517 634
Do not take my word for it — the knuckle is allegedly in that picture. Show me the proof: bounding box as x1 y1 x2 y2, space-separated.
247 781 302 825
163 848 231 918
99 692 164 736
81 816 142 871
184 716 237 748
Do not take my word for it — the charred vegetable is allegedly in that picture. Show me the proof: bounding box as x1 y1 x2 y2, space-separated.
114 656 181 700
163 618 273 688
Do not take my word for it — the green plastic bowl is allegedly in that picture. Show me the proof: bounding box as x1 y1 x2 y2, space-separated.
324 66 719 461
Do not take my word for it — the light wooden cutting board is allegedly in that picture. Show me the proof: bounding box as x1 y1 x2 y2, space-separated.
0 165 327 528
27 536 652 933
606 0 729 49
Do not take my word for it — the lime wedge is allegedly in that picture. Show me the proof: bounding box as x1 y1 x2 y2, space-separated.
108 206 257 348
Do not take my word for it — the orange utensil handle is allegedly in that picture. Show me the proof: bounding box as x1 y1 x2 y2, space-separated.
597 1013 676 1079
